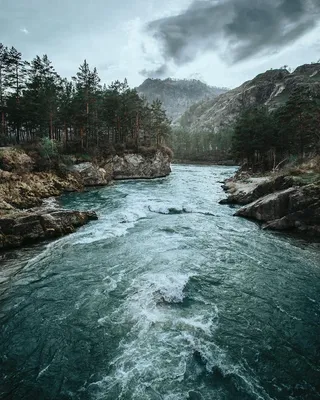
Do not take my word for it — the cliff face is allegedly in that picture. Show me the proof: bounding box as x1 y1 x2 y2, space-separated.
180 64 320 133
137 78 228 122
71 150 172 183
111 151 171 180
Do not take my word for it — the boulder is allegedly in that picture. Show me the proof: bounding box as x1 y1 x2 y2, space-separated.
220 176 272 205
0 208 98 250
70 163 111 186
235 184 320 235
235 187 297 221
112 150 171 180
220 175 298 205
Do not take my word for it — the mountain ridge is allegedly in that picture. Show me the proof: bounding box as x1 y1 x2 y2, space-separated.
179 63 320 134
137 78 228 122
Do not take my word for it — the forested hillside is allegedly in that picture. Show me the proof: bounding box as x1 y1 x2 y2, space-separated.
0 43 171 154
171 64 320 163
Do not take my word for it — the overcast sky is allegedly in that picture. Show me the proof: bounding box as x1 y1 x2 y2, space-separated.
1 0 320 89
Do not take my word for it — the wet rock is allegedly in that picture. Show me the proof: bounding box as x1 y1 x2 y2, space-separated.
69 162 111 186
220 175 298 206
235 187 296 221
0 208 98 250
235 184 320 235
112 151 171 180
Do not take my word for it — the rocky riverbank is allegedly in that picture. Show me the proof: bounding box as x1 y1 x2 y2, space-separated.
220 159 320 236
0 201 98 250
0 147 172 250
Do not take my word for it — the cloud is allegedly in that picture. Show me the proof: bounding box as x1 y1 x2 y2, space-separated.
140 64 169 78
20 27 29 35
147 0 320 66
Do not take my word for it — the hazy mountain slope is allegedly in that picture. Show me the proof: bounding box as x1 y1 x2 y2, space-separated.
137 78 228 122
180 64 320 133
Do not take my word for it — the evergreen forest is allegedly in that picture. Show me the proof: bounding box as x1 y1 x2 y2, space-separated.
232 88 320 170
0 44 171 154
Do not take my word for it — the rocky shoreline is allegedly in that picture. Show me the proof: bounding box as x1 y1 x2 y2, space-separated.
0 148 172 250
0 202 98 250
220 160 320 236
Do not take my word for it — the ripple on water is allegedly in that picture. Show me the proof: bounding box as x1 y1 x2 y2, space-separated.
1 165 320 400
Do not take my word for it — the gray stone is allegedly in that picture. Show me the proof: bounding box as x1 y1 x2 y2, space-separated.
235 184 320 235
0 208 98 250
112 151 171 180
70 163 111 186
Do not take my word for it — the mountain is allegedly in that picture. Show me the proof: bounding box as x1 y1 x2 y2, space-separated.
180 64 320 134
137 78 228 122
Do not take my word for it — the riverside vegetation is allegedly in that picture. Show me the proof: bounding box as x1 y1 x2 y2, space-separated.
1 46 320 247
220 84 320 235
0 43 172 250
149 63 320 235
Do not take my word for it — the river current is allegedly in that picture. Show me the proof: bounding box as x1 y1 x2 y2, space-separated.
0 165 320 400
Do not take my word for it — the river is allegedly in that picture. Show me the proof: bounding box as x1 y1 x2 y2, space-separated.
0 165 319 400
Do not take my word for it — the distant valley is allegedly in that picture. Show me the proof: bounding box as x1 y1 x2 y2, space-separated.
153 64 320 162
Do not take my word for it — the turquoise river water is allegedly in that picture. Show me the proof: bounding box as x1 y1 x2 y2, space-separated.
0 165 319 400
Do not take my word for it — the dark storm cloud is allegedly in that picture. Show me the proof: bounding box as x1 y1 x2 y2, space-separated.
147 0 320 65
140 64 169 78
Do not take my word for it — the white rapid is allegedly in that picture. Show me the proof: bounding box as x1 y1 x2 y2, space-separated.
1 165 319 400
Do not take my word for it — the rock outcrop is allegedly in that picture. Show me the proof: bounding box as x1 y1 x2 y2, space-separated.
111 150 171 180
0 169 82 212
221 162 320 236
0 148 172 214
235 185 320 235
220 175 297 205
68 151 172 182
0 147 34 173
70 162 112 186
67 150 172 184
0 206 98 250
0 147 172 250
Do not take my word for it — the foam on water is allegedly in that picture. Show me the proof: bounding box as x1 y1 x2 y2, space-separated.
90 267 271 400
2 165 320 400
91 272 211 397
72 203 148 244
71 182 217 245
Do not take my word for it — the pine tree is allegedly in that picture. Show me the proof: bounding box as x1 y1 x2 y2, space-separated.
73 60 101 149
0 41 173 155
0 44 8 141
150 99 171 146
5 47 28 143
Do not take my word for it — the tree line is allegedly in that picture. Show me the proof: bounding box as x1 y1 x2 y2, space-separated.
169 127 233 162
232 88 320 170
0 43 171 154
